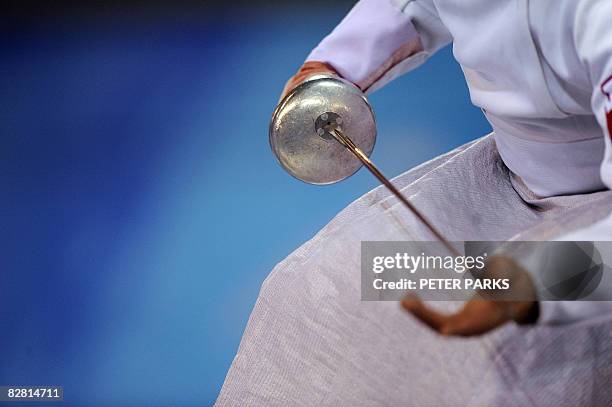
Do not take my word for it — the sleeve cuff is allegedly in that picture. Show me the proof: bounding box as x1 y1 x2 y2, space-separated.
306 0 424 91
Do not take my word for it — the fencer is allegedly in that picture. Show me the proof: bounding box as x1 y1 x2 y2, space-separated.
282 0 612 334
217 0 612 404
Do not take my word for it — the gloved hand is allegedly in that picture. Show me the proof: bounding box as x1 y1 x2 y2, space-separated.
401 255 539 336
280 61 339 101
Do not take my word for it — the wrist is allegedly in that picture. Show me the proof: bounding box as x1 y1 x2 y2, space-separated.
512 300 540 325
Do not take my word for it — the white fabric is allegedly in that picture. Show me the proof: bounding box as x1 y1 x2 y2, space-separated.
216 1 612 403
304 0 612 323
217 136 612 406
306 0 612 198
306 0 450 92
491 120 604 197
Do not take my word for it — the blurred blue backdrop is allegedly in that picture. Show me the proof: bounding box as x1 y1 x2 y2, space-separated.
0 2 490 405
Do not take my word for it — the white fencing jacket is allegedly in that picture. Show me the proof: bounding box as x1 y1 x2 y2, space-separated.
306 0 612 323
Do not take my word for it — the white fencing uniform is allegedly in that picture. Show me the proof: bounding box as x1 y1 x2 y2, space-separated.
308 0 612 199
308 0 612 324
217 1 612 405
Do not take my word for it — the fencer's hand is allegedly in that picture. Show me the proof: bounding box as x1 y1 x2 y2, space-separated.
401 256 539 337
280 61 339 101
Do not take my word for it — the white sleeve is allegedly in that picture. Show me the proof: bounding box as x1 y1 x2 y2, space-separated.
306 0 451 93
531 0 612 325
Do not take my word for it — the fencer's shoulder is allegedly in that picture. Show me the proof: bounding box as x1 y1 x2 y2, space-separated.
530 0 611 46
573 0 612 29
571 0 612 51
574 0 612 15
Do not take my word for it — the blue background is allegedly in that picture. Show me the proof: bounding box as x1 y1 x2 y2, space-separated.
0 3 490 405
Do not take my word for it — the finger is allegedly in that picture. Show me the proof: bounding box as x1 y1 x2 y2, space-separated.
280 62 338 101
401 297 452 332
402 297 511 337
279 74 316 101
440 300 508 337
